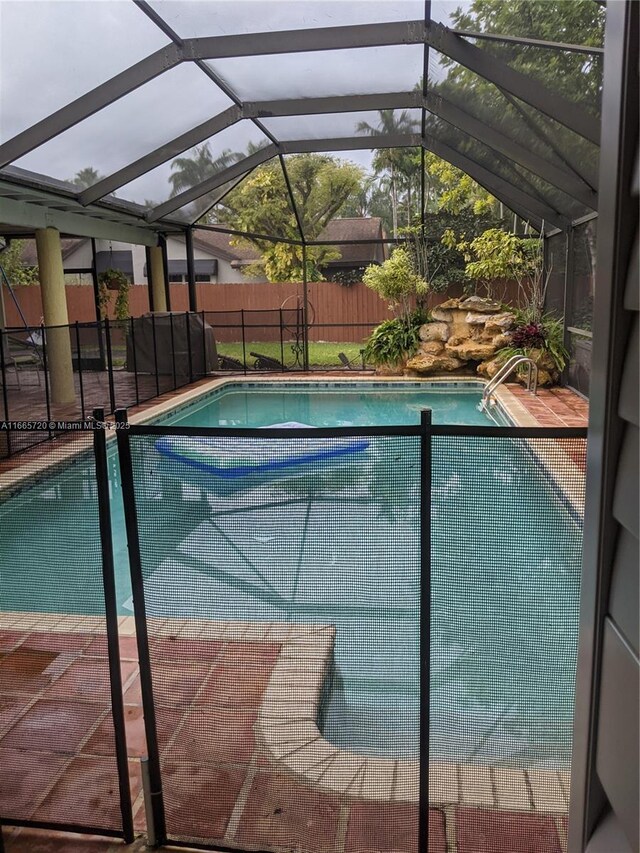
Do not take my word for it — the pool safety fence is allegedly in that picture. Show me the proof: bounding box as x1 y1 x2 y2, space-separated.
0 413 588 850
0 412 134 843
113 413 587 852
0 309 379 459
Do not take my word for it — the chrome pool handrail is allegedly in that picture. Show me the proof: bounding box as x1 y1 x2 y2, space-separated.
482 355 538 408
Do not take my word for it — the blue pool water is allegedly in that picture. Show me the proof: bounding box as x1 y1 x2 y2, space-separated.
162 381 496 428
0 382 582 768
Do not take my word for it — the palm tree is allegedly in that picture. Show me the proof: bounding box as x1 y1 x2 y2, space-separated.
73 167 102 190
169 143 239 197
356 110 420 238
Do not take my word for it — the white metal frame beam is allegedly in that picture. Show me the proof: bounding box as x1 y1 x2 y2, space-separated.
0 183 162 245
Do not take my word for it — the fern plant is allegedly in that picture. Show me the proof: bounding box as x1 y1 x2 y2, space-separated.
363 308 429 367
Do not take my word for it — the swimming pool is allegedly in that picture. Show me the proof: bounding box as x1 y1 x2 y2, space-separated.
160 380 501 428
0 380 582 768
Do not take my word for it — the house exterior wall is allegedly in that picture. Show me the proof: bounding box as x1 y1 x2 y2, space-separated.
571 4 639 851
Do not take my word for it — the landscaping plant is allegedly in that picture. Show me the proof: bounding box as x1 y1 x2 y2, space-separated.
362 245 430 368
363 308 429 369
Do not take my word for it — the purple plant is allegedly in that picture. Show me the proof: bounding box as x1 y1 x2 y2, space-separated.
510 322 547 349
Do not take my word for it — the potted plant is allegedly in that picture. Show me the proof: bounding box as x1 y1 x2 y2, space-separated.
98 268 130 319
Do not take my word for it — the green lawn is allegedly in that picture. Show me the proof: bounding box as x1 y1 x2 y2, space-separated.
216 341 367 369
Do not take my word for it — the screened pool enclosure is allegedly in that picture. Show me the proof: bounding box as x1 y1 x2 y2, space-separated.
0 2 608 852
0 0 602 383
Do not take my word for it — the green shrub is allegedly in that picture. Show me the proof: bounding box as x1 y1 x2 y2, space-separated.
499 312 569 373
362 247 428 318
363 308 429 367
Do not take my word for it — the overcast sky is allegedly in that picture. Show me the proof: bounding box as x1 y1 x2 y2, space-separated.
0 0 466 209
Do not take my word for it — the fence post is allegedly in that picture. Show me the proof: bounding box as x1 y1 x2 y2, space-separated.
419 408 432 853
75 321 85 420
92 408 135 843
201 310 207 377
302 245 310 371
185 311 194 383
241 309 247 375
104 317 116 414
0 330 11 457
168 311 177 391
130 317 140 407
41 323 52 436
151 312 160 397
279 307 285 368
115 408 167 844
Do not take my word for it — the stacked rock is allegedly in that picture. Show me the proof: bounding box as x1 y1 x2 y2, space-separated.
405 296 520 378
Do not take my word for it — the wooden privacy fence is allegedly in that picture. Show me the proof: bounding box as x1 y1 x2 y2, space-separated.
4 280 523 343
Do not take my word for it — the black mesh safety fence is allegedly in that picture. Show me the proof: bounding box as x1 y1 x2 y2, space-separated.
0 399 588 851
117 421 426 851
205 308 306 373
0 417 133 841
0 325 53 458
428 426 586 853
116 415 588 853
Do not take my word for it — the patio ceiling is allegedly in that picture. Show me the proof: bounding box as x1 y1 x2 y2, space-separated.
0 0 604 240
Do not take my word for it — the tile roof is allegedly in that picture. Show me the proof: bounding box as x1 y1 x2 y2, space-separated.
18 238 85 265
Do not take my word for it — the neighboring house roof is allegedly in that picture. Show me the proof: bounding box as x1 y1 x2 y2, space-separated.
316 218 387 266
190 229 260 264
16 219 386 272
194 218 387 270
19 238 85 265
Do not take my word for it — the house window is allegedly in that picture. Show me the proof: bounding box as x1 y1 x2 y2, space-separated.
195 274 212 282
168 274 184 283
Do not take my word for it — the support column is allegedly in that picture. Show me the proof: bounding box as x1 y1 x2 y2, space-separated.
148 246 167 312
159 235 171 311
185 227 197 312
35 227 75 405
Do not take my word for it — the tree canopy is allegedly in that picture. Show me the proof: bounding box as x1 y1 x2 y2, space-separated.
449 1 604 105
72 167 102 190
431 0 605 202
356 110 421 238
0 239 39 286
213 154 364 281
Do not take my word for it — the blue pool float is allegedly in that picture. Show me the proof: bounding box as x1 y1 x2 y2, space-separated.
155 422 369 489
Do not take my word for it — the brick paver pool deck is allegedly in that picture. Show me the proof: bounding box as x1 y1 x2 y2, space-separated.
0 617 570 853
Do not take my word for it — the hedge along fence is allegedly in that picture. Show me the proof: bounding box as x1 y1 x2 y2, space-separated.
3 279 524 343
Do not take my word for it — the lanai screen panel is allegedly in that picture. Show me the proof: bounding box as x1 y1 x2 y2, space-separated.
202 157 304 240
117 123 273 212
144 0 425 37
0 0 604 233
0 0 169 142
261 110 422 142
12 65 235 190
204 45 425 102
